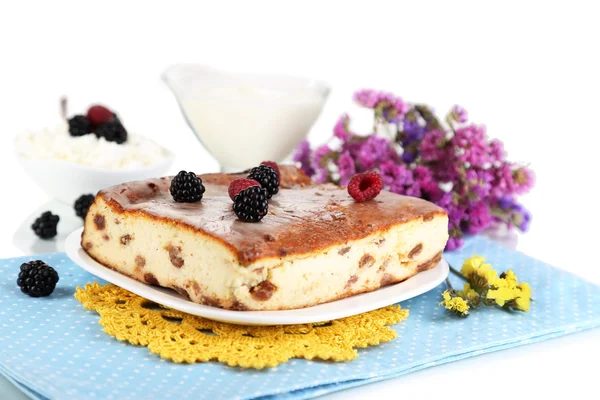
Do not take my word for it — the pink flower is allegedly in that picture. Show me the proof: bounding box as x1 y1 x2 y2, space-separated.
353 89 409 119
450 104 468 123
512 167 535 195
489 139 505 163
311 144 333 183
333 114 352 141
293 140 314 176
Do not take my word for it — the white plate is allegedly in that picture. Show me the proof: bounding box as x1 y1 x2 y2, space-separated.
66 227 448 326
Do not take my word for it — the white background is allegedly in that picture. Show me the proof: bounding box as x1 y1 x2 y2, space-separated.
1 1 599 398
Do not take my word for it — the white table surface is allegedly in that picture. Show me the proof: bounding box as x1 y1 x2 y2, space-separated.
1 1 600 398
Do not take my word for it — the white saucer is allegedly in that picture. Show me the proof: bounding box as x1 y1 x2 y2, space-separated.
13 198 84 255
66 227 448 326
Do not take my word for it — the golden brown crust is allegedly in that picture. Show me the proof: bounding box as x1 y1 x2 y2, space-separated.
87 165 447 266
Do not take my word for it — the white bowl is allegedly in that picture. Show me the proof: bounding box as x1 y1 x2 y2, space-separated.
17 152 175 205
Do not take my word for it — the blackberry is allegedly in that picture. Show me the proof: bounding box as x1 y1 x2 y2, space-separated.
170 171 205 203
74 194 95 219
68 115 92 137
31 211 59 239
17 260 59 297
233 186 269 222
95 120 128 144
247 165 279 199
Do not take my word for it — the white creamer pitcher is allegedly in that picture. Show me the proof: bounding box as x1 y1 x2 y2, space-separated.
162 64 330 172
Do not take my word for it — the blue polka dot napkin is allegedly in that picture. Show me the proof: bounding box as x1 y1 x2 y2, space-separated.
2 236 600 400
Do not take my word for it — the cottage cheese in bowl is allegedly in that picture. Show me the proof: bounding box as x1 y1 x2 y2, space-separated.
15 123 171 169
15 123 174 204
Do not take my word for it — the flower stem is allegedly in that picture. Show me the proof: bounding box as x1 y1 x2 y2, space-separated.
448 263 466 280
444 277 455 291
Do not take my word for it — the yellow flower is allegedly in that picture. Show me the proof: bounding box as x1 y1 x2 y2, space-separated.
514 295 531 312
457 283 479 304
461 255 487 277
513 282 532 312
503 270 519 289
519 282 532 298
440 290 470 316
487 287 516 307
488 271 532 311
461 255 498 288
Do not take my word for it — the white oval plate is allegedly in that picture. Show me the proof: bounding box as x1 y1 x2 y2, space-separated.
66 228 448 326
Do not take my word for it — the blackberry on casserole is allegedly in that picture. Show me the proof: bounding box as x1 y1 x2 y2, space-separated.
247 164 280 199
17 260 59 297
233 186 269 222
170 171 205 203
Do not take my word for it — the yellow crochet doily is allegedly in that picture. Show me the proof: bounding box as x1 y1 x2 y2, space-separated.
75 283 409 369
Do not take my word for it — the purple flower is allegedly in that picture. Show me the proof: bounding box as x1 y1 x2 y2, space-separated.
490 162 517 197
337 151 356 186
419 129 448 163
333 114 352 142
518 207 532 231
496 197 532 232
437 192 467 223
402 120 427 143
414 165 442 201
451 124 491 168
401 150 416 164
296 90 534 249
512 167 535 195
465 168 493 201
465 201 492 234
450 104 468 123
313 167 329 184
445 217 466 251
445 236 464 251
379 160 420 197
311 144 333 183
357 136 394 170
489 139 505 163
293 140 314 176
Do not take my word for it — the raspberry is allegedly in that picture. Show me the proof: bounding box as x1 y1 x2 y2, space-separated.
233 186 269 222
248 165 279 199
228 178 260 201
87 105 114 126
347 171 383 202
17 260 59 297
260 161 280 177
170 171 205 203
